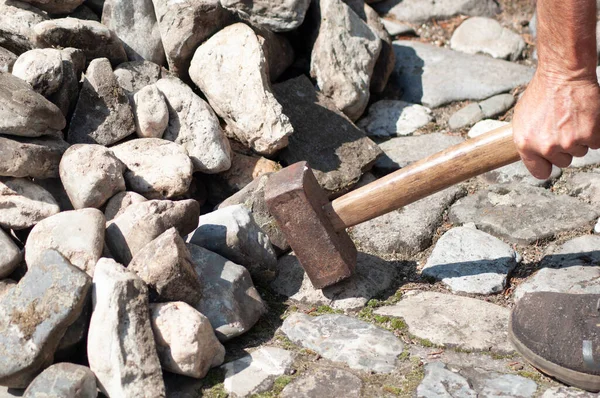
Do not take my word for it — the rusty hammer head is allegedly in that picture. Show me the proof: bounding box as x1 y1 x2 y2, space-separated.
265 161 357 289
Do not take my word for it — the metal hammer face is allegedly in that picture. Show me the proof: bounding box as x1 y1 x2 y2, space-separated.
265 161 357 289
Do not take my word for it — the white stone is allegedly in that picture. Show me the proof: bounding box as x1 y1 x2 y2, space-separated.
357 100 432 136
12 48 63 96
468 119 509 138
0 229 21 279
132 84 169 139
381 19 415 36
220 0 310 32
450 17 525 61
373 0 499 24
481 161 562 187
571 149 600 168
104 191 147 221
0 178 59 230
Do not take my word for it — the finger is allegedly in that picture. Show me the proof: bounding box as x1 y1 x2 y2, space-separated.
567 144 589 158
546 152 573 168
520 151 554 179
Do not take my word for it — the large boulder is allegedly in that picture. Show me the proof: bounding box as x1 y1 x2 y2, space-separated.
0 178 59 230
0 135 69 179
220 0 310 31
0 0 48 55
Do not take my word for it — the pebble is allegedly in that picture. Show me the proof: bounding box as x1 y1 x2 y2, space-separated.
220 0 309 32
280 367 363 398
189 23 293 156
59 144 126 209
391 41 533 108
0 178 60 230
479 93 515 118
132 84 168 139
448 103 484 129
25 208 105 277
103 191 147 221
380 19 415 36
450 17 525 61
113 60 164 94
0 229 21 279
566 169 600 203
422 225 520 295
150 302 225 379
468 119 509 138
0 47 16 73
0 250 90 388
274 75 382 194
12 49 63 97
357 99 433 136
373 0 500 23
87 258 165 397
23 363 97 398
0 0 48 55
375 291 513 353
0 135 70 179
222 347 295 397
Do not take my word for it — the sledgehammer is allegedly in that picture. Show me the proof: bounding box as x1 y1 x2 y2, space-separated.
265 124 521 289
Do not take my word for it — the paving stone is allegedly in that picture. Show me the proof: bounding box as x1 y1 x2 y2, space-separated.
12 49 63 97
280 367 362 398
448 103 484 129
0 47 16 73
0 135 69 179
0 0 48 55
113 60 164 94
0 250 90 388
479 94 515 118
281 313 404 373
571 149 600 168
467 119 509 138
274 75 382 194
460 366 537 397
357 99 433 137
351 186 463 255
23 363 96 398
222 347 295 397
390 41 534 108
422 225 519 295
417 362 474 397
450 17 525 61
0 178 59 230
271 252 398 310
220 0 309 31
482 161 561 187
373 0 499 23
566 169 600 203
132 84 168 139
542 386 598 397
375 291 513 353
103 191 147 221
0 229 21 279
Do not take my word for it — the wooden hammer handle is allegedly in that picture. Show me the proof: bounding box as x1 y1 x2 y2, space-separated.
324 123 520 231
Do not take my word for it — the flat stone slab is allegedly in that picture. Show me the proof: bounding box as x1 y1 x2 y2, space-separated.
375 291 513 353
450 17 525 61
481 161 561 187
390 41 533 108
449 185 599 245
280 367 362 398
281 313 404 373
357 99 433 137
566 169 600 204
373 0 499 23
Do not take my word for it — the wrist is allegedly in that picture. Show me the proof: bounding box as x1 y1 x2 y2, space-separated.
534 64 598 86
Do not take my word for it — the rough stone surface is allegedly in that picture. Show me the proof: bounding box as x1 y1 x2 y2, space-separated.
0 0 48 55
451 17 525 61
390 41 534 108
114 60 164 94
381 19 414 36
376 291 513 353
373 0 500 24
132 84 168 139
47 49 81 118
271 252 398 310
68 58 135 145
449 185 599 244
88 258 165 397
222 347 295 397
0 250 90 388
188 243 266 341
357 100 433 137
0 280 15 298
156 77 232 173
103 191 147 221
186 205 277 283
282 313 404 373
190 23 292 156
221 0 309 31
23 363 97 398
479 93 515 118
310 0 381 120
280 367 363 398
25 209 105 277
422 225 519 295
482 161 561 187
467 119 509 138
448 103 484 129
255 27 295 82
0 229 21 279
0 135 69 179
12 49 63 97
0 178 59 230
105 199 200 265
111 138 193 199
59 144 126 209
274 75 382 194
351 186 463 255
571 149 600 168
150 302 225 379
0 47 16 73
542 387 598 397
566 169 600 204
33 18 127 66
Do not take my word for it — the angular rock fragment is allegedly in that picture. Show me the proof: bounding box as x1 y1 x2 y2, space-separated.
220 0 310 31
12 49 63 97
189 23 292 156
0 0 48 55
88 258 165 397
0 47 16 73
373 0 500 24
68 58 135 145
358 100 433 137
0 178 59 230
156 77 232 173
0 228 21 279
0 250 90 388
114 60 164 94
104 191 147 221
254 27 295 82
451 17 525 61
111 138 193 199
132 84 168 139
23 363 97 398
150 302 225 378
59 144 126 209
25 209 105 276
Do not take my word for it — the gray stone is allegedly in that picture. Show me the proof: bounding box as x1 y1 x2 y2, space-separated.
281 313 404 373
467 119 509 138
0 178 59 230
280 367 363 398
87 258 165 397
21 0 83 13
274 75 382 194
222 347 295 397
156 77 232 173
542 235 600 267
220 0 309 31
373 0 499 24
28 178 73 212
390 41 534 108
417 362 474 397
186 205 277 283
422 225 519 295
351 186 462 255
47 49 81 118
482 161 562 187
189 23 292 156
69 4 100 20
375 291 513 353
479 93 515 118
380 19 415 36
255 27 295 82
129 228 201 305
68 58 135 145
0 0 48 55
105 199 199 265
0 280 15 298
566 169 600 203
0 135 69 179
0 72 65 138
150 302 225 379
59 144 126 209
12 49 63 97
449 185 599 245
23 363 97 398
132 83 168 139
114 60 164 94
374 133 464 172
0 47 16 73
571 149 600 168
0 229 21 279
271 252 398 310
310 0 381 120
450 17 525 61
25 208 105 277
357 100 433 137
101 0 165 65
111 138 193 199
448 103 484 129
542 387 598 397
33 18 127 66
188 243 266 341
0 250 90 388
103 191 147 221
54 297 91 361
